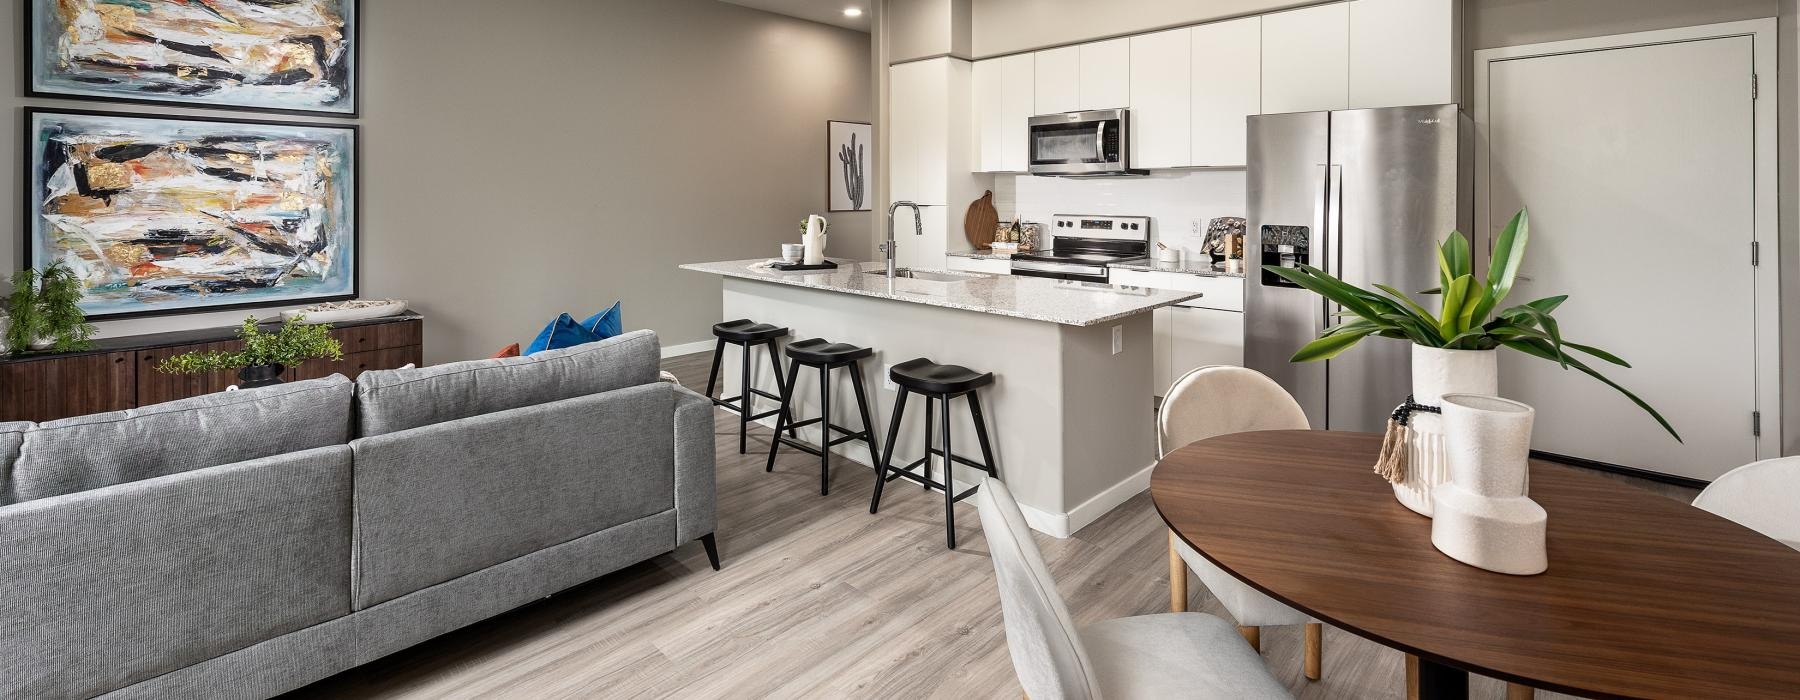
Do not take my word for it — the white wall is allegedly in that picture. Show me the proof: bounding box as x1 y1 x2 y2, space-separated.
990 171 1247 261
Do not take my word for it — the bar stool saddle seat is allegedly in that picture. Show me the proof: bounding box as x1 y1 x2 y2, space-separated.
712 319 787 343
889 357 994 395
785 338 875 365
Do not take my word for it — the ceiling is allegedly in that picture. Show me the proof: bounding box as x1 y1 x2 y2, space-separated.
717 0 871 32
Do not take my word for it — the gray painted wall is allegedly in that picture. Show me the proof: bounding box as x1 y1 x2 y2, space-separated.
2 0 872 363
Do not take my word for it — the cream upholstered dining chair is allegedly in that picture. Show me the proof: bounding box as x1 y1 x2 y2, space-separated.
974 477 1292 700
1158 365 1323 680
1692 456 1800 551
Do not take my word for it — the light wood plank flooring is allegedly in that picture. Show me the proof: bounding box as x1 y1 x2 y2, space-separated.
287 352 1696 699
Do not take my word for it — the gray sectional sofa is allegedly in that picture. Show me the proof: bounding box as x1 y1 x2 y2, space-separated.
0 329 717 699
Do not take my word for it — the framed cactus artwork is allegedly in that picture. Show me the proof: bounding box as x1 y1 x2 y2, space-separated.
828 120 870 212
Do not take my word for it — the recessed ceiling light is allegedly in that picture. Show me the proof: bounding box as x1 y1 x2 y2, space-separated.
843 7 863 17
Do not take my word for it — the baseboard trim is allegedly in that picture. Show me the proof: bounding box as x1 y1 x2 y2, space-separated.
1067 461 1158 535
661 340 715 359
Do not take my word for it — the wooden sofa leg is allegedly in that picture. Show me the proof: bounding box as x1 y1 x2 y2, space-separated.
1305 622 1322 680
1168 531 1188 612
700 533 721 571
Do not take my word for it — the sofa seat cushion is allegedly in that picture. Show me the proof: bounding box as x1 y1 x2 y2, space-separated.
354 329 660 437
349 382 677 609
4 376 353 505
0 445 353 700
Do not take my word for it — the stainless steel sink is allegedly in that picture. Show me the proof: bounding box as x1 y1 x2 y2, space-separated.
862 268 979 283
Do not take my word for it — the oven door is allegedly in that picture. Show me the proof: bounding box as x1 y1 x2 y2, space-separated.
1011 259 1109 282
1028 109 1132 176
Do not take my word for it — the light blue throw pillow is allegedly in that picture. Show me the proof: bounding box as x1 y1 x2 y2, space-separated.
582 301 623 339
525 313 603 355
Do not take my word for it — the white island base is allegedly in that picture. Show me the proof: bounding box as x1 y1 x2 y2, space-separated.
686 260 1197 537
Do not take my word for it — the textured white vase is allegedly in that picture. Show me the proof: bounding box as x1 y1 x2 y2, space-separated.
1429 394 1548 576
1393 345 1499 516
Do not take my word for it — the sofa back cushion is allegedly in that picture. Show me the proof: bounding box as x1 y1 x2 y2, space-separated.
4 376 353 505
354 328 660 437
0 445 353 699
349 382 676 609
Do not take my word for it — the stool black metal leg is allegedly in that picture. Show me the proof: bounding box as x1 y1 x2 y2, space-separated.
765 360 802 473
922 397 935 491
704 338 726 399
870 388 908 514
847 361 881 476
966 391 998 479
766 340 798 438
817 363 832 496
738 341 753 454
940 393 957 549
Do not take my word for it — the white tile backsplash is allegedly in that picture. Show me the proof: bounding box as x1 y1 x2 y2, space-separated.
997 170 1246 260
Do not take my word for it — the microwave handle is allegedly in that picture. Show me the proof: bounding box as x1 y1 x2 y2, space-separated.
1095 121 1106 160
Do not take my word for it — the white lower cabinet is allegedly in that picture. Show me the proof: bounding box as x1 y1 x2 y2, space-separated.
1112 269 1246 396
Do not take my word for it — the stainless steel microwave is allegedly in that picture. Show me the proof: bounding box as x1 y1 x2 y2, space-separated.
1027 108 1147 177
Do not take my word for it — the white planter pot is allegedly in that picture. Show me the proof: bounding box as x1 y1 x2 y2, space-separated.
1429 393 1548 575
1393 345 1499 516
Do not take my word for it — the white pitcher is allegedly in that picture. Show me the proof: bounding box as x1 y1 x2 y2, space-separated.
802 215 828 265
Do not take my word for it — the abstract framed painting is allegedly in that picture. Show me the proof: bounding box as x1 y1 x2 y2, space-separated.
25 108 358 321
828 121 871 212
27 0 358 117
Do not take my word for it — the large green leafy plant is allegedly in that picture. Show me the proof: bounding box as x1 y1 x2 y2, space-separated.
4 261 96 354
158 316 343 375
1263 209 1678 441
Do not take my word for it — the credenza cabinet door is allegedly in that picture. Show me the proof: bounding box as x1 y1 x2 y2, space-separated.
1192 16 1261 167
1129 28 1192 169
0 352 135 422
1262 2 1350 114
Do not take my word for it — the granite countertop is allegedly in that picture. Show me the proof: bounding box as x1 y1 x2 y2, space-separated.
1109 259 1246 278
679 259 1201 327
947 249 1016 260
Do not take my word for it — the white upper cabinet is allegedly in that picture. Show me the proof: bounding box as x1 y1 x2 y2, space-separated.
1129 28 1191 169
1079 38 1131 110
973 54 1036 172
1349 0 1457 108
1191 16 1260 167
1035 46 1080 114
1261 2 1350 114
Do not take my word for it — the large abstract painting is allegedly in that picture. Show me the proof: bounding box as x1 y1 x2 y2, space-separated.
29 0 357 116
27 109 358 320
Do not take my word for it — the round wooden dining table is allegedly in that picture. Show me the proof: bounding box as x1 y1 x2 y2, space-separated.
1151 430 1800 700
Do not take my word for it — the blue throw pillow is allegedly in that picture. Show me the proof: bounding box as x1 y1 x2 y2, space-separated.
582 301 623 339
525 313 603 355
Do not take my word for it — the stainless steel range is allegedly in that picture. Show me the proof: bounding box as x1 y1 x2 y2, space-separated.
1009 214 1150 282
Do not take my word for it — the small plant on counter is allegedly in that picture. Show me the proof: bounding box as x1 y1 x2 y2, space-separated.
3 261 96 355
157 315 343 388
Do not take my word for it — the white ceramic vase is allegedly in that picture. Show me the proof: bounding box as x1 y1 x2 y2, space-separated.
1429 393 1548 575
1393 345 1499 516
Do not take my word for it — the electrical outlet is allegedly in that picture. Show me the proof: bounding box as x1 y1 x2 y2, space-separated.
882 364 897 391
1111 325 1123 355
1189 219 1205 238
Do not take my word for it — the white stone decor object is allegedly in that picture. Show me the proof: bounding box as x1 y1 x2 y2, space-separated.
1394 345 1499 517
1430 393 1548 576
280 299 408 324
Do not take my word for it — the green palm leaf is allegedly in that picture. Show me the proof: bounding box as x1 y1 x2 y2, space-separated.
1500 337 1679 442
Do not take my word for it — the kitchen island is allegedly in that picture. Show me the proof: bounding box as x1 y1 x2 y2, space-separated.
680 259 1200 537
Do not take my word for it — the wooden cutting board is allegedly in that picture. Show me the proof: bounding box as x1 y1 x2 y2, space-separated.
963 190 998 249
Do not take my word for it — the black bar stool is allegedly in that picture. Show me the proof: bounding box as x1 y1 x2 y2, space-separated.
765 339 881 496
869 358 998 549
705 319 796 454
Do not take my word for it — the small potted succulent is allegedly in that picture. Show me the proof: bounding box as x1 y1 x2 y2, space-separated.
4 261 96 355
158 315 344 388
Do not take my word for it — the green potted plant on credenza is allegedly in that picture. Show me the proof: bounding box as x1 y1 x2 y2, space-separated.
3 261 96 355
158 315 343 388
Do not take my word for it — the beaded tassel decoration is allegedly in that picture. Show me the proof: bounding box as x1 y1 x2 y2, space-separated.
1373 395 1440 484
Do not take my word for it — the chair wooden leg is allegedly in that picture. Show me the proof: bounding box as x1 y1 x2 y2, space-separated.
1168 531 1188 612
1305 622 1322 680
1239 625 1261 652
1506 682 1534 699
1406 654 1420 700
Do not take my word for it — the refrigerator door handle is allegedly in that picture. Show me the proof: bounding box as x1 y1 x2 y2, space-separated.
1313 164 1342 332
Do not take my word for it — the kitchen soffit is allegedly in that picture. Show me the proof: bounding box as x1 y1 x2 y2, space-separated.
717 0 873 32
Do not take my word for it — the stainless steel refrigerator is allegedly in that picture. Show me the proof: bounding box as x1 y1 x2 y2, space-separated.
1245 104 1473 432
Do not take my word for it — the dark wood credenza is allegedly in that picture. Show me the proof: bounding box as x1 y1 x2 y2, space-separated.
0 313 423 423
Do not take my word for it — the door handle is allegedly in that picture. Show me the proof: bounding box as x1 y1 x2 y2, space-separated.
1096 121 1107 161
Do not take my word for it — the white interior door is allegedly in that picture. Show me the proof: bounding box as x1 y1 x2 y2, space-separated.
1481 33 1762 481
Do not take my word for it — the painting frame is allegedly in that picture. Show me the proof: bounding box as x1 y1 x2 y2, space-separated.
828 120 871 213
24 0 360 119
22 107 361 322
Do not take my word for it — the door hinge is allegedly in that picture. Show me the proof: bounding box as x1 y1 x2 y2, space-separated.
1752 240 1761 266
1753 410 1762 437
1753 73 1760 100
